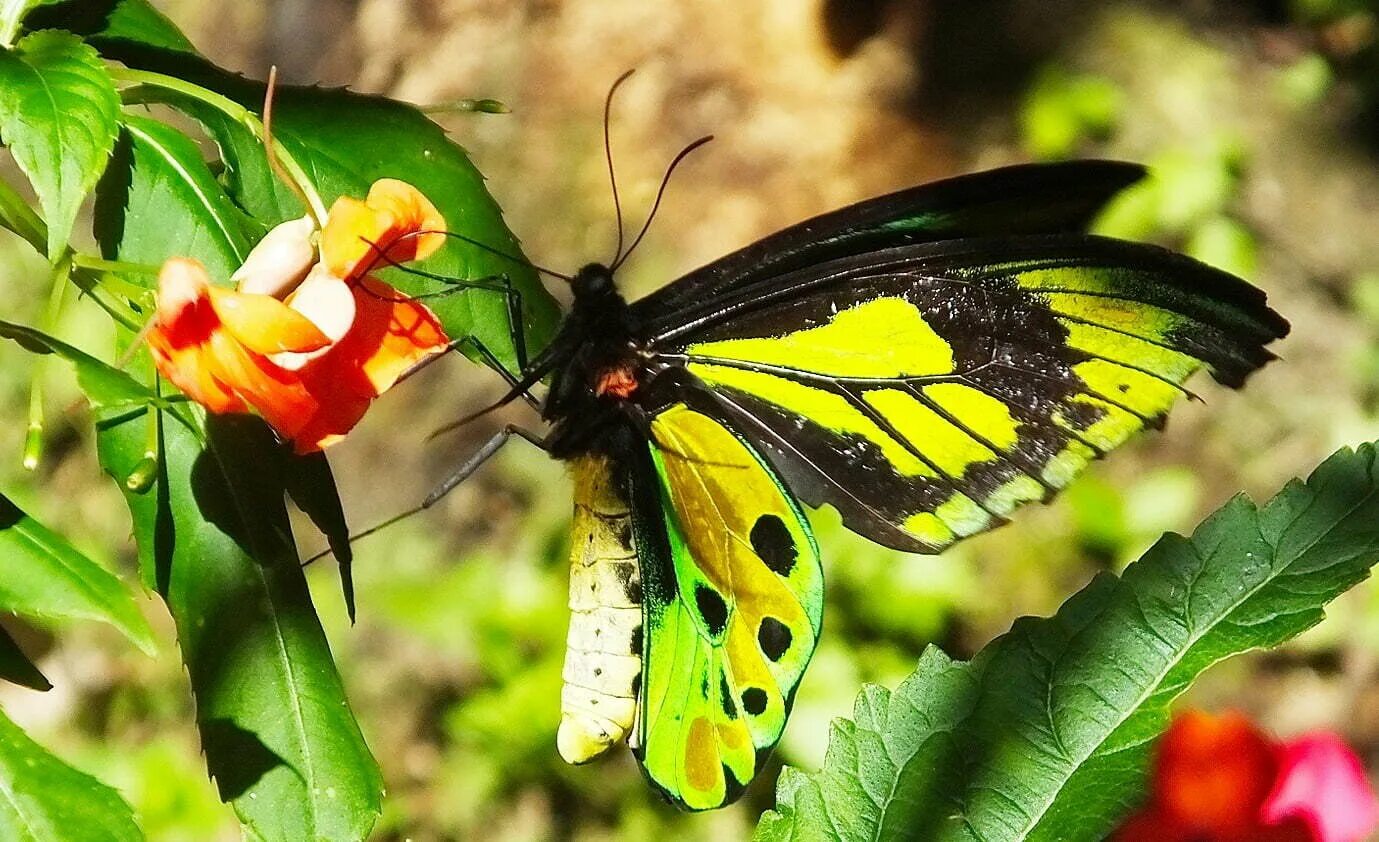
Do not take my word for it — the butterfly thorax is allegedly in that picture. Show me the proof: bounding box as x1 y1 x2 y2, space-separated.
543 264 649 459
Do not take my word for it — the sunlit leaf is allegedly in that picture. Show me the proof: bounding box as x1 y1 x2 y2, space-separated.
0 491 155 655
95 114 253 281
0 706 142 841
0 29 119 258
759 443 1379 842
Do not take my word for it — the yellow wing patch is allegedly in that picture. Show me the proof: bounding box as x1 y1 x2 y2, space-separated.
689 296 954 378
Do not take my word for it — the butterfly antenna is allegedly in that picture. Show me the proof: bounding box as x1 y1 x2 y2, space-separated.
612 134 713 272
605 69 636 266
363 229 573 283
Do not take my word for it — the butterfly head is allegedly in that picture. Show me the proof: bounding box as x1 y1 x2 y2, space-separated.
572 263 618 301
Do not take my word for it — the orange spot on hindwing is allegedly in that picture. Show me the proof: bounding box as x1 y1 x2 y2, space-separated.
684 717 720 793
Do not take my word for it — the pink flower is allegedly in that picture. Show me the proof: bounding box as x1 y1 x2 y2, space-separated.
1265 733 1379 842
1114 710 1379 842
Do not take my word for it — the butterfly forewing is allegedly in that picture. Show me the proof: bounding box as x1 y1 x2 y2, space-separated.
630 405 823 810
635 160 1148 318
636 235 1289 553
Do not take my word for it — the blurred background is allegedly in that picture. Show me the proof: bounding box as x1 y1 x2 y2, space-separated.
2 0 1379 839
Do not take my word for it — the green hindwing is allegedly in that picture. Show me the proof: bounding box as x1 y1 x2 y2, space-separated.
631 405 823 810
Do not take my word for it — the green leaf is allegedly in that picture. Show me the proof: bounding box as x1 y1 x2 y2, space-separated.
0 491 155 656
0 623 50 691
0 30 119 258
23 0 197 54
95 107 382 840
96 415 383 841
0 706 142 841
759 443 1379 842
0 0 55 48
95 114 254 280
0 319 156 409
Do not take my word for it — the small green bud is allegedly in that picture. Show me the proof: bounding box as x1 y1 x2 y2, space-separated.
125 454 159 493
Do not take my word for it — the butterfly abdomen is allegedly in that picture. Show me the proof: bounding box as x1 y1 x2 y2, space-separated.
558 455 644 765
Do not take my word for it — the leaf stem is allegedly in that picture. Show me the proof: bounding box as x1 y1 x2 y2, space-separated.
0 175 46 250
125 381 161 493
69 271 144 332
71 253 161 277
24 258 71 470
109 67 329 223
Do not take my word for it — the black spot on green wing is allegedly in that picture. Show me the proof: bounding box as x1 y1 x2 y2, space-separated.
758 617 792 662
742 688 768 716
751 514 797 576
695 585 728 637
720 675 737 719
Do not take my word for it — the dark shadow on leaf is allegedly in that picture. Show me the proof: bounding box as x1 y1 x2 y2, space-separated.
284 451 356 622
0 495 23 530
201 717 290 801
189 415 296 570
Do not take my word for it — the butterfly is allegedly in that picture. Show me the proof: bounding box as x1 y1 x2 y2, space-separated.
399 156 1288 811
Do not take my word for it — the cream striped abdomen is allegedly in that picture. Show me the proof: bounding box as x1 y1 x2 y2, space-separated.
557 456 643 764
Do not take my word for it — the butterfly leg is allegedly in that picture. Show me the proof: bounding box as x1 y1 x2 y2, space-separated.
303 423 549 566
397 335 542 409
422 424 548 508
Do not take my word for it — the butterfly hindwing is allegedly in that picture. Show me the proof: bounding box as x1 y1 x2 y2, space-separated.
637 235 1289 553
630 405 822 811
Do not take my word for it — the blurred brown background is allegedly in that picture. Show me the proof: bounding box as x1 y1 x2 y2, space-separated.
3 0 1379 839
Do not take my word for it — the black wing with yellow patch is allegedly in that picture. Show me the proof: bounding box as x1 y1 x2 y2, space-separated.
629 405 823 811
632 235 1289 552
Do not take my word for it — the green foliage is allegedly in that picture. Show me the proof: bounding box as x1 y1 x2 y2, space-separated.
0 490 154 654
0 706 142 842
94 89 382 838
1020 68 1123 160
0 319 156 409
98 410 384 841
0 29 118 258
1185 216 1258 279
96 114 253 279
759 443 1379 842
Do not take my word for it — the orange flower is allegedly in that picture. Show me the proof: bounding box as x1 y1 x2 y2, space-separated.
1114 710 1379 842
146 179 450 453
